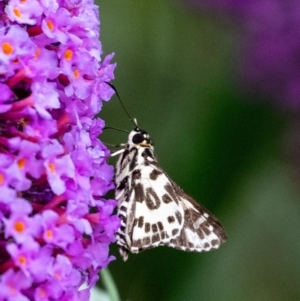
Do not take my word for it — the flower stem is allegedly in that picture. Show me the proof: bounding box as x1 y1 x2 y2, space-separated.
100 268 121 301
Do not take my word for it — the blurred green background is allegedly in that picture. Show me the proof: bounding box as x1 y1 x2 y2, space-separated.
97 1 300 300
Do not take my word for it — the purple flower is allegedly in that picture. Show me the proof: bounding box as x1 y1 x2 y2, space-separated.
0 0 119 299
3 198 40 243
41 210 75 248
187 0 300 109
6 237 40 276
0 269 31 301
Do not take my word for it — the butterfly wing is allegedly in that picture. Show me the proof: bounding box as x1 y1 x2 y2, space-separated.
115 143 226 261
165 181 227 251
117 167 226 260
118 164 185 259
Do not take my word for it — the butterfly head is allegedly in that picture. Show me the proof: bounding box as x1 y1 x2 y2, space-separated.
128 127 153 148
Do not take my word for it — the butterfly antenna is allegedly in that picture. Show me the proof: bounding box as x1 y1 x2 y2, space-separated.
103 126 129 134
105 82 138 128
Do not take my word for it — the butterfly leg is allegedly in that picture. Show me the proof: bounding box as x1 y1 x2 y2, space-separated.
111 148 126 157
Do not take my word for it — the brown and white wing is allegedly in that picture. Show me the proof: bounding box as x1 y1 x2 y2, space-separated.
117 165 185 260
166 182 227 252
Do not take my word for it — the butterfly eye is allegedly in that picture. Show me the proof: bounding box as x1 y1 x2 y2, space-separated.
132 133 144 144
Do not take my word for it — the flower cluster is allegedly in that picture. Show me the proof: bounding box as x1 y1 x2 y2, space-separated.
187 0 300 109
0 0 119 300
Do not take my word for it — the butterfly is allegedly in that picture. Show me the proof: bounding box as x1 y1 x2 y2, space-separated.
111 122 227 261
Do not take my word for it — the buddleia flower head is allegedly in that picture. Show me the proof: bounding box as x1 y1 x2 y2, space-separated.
0 0 119 299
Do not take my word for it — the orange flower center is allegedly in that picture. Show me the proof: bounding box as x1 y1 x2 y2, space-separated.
45 229 53 239
2 42 13 55
14 221 25 233
64 49 73 61
18 255 27 266
39 289 46 298
13 8 22 18
48 163 56 173
34 48 41 58
73 69 80 78
17 158 26 169
47 20 54 31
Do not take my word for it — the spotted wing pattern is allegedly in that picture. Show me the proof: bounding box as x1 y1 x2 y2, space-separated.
164 181 227 252
114 128 226 261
